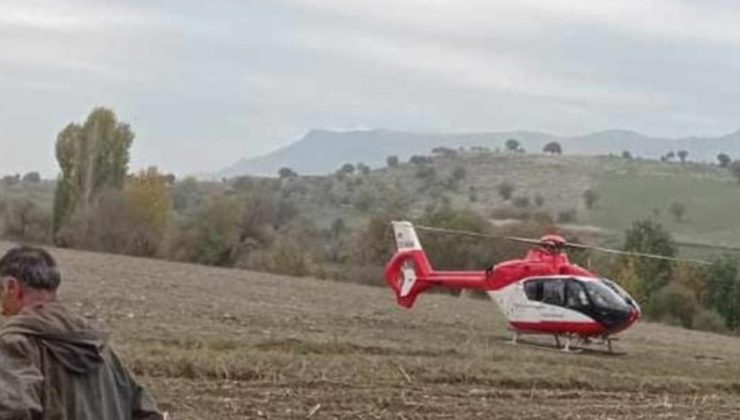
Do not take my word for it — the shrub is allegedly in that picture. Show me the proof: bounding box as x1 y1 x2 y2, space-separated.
2 198 51 244
512 196 530 209
497 182 515 201
557 209 577 223
692 309 727 333
649 282 698 328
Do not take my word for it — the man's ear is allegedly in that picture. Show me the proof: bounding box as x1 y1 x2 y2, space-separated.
4 277 22 298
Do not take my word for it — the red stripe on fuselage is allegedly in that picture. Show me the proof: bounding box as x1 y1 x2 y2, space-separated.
509 321 606 337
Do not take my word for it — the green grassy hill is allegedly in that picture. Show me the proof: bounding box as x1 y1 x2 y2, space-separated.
280 152 740 252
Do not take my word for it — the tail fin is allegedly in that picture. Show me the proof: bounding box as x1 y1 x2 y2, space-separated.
385 221 434 308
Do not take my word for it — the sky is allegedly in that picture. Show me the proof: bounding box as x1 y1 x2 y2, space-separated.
3 0 740 177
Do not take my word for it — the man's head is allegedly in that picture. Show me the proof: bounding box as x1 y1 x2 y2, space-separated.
0 246 60 316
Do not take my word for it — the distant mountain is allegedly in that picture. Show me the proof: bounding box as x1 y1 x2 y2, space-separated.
219 128 740 177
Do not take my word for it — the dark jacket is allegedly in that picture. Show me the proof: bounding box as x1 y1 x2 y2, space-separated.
0 301 162 420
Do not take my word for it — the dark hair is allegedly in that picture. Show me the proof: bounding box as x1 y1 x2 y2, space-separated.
0 246 61 290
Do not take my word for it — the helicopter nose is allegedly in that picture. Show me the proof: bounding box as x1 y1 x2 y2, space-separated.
609 307 640 334
627 307 640 325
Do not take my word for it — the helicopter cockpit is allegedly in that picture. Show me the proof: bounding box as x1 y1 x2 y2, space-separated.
523 276 638 329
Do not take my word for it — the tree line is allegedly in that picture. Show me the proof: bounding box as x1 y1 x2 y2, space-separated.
3 108 740 334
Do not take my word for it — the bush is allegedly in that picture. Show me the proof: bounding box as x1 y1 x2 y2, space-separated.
669 202 685 222
164 196 243 266
242 236 312 277
557 209 577 223
582 189 598 209
451 166 467 181
415 165 436 180
497 182 515 201
649 282 698 328
692 309 727 333
512 196 530 209
415 207 494 271
2 198 51 244
534 193 545 207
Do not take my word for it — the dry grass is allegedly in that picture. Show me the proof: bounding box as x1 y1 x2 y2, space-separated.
4 241 740 419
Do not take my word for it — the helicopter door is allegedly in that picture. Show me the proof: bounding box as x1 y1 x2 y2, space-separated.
541 278 565 306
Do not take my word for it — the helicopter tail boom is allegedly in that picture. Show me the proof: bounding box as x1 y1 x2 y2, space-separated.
386 221 490 308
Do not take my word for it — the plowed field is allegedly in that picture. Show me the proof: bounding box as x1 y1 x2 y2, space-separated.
4 242 740 419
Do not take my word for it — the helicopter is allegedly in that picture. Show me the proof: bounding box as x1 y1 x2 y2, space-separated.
384 221 711 353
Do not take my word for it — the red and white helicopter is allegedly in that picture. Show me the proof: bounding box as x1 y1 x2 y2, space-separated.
384 221 699 353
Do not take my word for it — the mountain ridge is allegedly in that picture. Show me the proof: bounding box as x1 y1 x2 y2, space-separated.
220 128 740 177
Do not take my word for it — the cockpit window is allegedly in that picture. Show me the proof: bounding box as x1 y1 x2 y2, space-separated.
566 280 590 308
583 280 626 309
523 278 566 306
523 279 544 301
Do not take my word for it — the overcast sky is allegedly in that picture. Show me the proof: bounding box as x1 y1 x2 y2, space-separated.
3 0 740 176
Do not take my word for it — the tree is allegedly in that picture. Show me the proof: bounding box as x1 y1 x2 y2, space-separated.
122 167 173 256
409 155 432 165
386 155 400 168
505 139 520 152
677 150 689 163
431 147 458 158
356 163 371 175
2 174 20 187
582 189 598 209
717 153 731 168
21 172 41 183
663 151 676 162
619 219 676 306
339 163 355 175
278 167 298 178
668 202 685 222
621 150 633 160
53 108 134 238
497 182 515 201
542 142 563 155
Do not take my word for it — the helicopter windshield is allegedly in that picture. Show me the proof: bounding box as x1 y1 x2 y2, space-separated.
582 280 627 310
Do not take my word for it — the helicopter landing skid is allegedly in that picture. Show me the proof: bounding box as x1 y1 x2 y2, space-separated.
505 329 624 355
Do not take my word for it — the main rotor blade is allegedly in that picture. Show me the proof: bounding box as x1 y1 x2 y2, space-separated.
564 243 711 265
413 224 711 265
675 241 740 252
414 225 536 243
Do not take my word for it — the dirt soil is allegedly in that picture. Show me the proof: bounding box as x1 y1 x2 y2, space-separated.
3 242 740 419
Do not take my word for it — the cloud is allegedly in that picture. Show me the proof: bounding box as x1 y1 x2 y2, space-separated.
3 0 740 176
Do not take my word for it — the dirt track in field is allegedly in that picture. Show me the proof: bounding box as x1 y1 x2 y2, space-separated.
4 241 740 419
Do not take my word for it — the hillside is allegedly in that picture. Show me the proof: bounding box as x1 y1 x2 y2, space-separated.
221 128 740 177
8 241 740 419
269 152 740 250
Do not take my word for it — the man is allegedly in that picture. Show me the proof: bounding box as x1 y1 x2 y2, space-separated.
0 246 162 419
